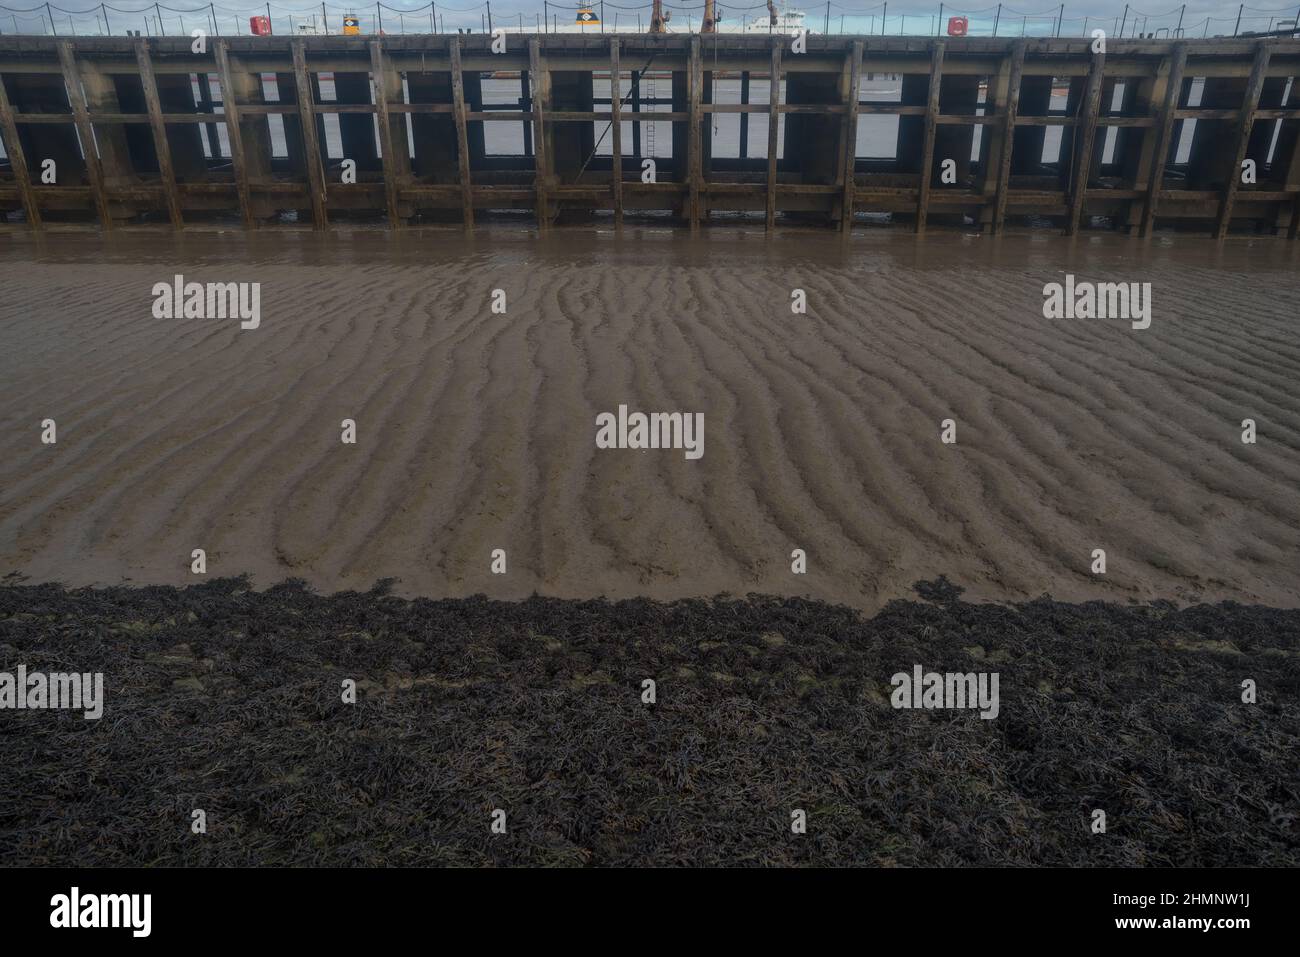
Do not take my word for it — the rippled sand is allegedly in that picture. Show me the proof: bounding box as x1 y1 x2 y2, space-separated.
1 227 1297 610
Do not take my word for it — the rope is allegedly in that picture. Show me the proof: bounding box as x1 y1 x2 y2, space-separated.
575 49 659 182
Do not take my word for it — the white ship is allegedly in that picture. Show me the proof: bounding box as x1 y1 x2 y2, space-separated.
719 4 812 34
289 3 814 36
510 2 813 35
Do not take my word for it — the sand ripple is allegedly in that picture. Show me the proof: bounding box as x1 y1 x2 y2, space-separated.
1 229 1297 610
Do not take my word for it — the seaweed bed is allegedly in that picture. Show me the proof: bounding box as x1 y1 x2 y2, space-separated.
0 575 1296 867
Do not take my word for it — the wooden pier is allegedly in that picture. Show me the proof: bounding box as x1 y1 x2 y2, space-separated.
1 33 1299 236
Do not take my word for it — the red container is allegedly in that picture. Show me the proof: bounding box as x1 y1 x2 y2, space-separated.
946 16 968 36
249 15 272 36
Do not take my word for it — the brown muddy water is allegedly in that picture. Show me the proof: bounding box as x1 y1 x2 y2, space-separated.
1 227 1298 610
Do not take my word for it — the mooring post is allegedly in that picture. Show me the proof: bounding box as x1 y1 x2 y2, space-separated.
1216 40 1271 238
194 68 222 165
610 37 623 228
977 44 1012 227
766 38 782 229
1120 46 1170 231
740 71 750 157
915 40 945 233
57 42 111 228
1140 42 1187 237
213 39 253 228
630 69 639 157
529 37 552 227
1066 44 1106 235
291 38 328 228
369 40 401 227
991 39 1026 233
688 35 702 229
839 39 863 232
449 36 474 230
229 51 277 207
0 66 40 228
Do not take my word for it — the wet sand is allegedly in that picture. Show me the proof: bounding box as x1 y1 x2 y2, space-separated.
1 227 1298 610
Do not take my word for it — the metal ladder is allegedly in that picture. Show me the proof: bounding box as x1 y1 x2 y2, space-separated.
644 74 656 157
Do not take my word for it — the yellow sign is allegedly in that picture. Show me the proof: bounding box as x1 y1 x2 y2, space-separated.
342 14 360 35
576 8 600 24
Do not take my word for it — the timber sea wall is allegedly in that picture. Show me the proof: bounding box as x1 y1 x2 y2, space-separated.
1 33 1298 235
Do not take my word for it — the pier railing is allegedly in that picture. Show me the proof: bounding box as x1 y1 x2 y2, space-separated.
4 3 1298 43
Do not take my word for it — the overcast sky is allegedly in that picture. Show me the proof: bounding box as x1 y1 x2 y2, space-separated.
8 1 1296 37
